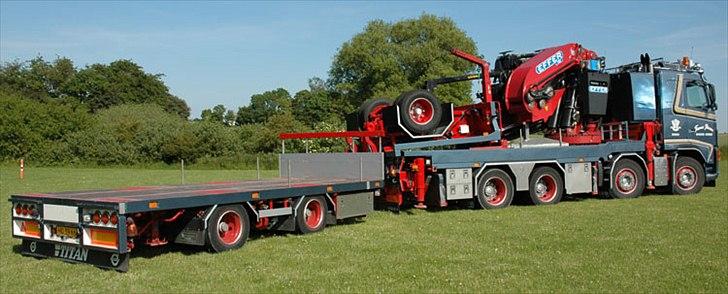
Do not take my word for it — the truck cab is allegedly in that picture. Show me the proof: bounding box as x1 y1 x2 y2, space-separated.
655 66 719 185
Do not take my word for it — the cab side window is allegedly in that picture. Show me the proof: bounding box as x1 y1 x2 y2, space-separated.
683 81 709 109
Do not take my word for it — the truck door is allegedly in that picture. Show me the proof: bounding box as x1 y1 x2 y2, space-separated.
659 72 718 164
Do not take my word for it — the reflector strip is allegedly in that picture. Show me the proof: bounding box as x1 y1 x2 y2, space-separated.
23 221 41 237
90 228 118 248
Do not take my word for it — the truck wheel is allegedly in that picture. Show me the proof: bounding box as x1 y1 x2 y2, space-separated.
672 156 704 195
475 168 514 209
207 205 250 252
528 166 563 205
358 98 390 129
296 196 327 234
395 90 442 135
609 159 645 199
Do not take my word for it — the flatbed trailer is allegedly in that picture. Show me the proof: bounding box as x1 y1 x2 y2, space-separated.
10 153 383 271
9 42 720 272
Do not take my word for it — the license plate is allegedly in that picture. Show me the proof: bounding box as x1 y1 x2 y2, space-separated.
55 225 79 239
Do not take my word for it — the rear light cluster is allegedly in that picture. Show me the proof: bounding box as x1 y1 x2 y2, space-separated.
13 202 39 219
84 209 118 227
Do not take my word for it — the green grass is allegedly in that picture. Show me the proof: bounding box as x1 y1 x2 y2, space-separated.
1 162 726 292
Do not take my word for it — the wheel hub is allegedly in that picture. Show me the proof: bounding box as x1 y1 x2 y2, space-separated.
679 172 694 187
535 181 547 197
484 184 497 198
618 173 635 191
408 98 434 125
218 222 229 233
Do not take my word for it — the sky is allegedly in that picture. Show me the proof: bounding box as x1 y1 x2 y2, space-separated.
1 1 727 131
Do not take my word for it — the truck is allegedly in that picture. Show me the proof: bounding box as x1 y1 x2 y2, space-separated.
10 43 719 271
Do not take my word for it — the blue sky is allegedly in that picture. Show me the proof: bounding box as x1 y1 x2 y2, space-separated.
1 1 726 131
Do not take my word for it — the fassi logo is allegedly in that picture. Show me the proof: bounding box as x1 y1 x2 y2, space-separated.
535 51 564 74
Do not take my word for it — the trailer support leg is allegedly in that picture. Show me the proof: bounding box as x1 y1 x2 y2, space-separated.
413 158 427 209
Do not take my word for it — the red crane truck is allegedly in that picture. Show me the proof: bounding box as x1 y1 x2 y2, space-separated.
10 43 719 271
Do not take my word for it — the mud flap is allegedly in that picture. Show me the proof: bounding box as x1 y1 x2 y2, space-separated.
20 239 129 272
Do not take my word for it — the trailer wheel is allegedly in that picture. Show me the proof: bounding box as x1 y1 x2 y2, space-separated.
207 205 250 252
609 159 645 199
358 98 390 129
672 156 704 195
475 168 514 209
396 90 442 135
296 196 327 234
528 166 563 205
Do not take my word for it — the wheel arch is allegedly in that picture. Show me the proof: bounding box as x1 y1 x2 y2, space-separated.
608 153 648 190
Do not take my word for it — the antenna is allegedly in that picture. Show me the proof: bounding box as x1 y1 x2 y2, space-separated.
690 46 694 59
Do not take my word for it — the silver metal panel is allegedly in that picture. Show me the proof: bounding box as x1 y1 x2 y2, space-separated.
279 153 384 181
564 163 592 194
445 168 473 200
43 204 79 223
336 192 373 219
258 207 293 218
509 162 536 191
653 156 669 186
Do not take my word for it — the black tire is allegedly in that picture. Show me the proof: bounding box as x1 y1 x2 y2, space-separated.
528 166 563 205
395 90 442 135
672 156 704 195
609 159 645 199
475 168 514 209
207 205 250 252
296 196 328 234
358 98 390 129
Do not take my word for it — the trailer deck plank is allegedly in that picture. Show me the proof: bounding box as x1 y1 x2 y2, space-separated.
13 178 370 204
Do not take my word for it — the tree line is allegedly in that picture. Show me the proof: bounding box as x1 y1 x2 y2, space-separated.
0 14 477 167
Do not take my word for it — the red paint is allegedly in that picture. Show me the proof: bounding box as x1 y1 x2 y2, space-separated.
484 176 508 206
643 121 660 189
279 131 384 140
118 186 157 191
304 199 323 229
413 158 427 207
504 43 598 123
218 210 243 245
193 188 239 195
451 48 493 105
615 168 638 194
536 174 558 202
162 209 185 222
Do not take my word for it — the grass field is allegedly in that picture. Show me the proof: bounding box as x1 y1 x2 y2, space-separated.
1 160 726 292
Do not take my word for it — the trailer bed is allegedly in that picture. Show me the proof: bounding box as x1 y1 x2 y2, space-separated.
12 177 382 214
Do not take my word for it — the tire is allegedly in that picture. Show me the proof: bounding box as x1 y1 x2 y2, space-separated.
672 156 704 195
358 98 390 129
207 205 250 252
296 196 327 234
609 159 645 199
395 90 442 135
528 166 563 205
475 168 514 209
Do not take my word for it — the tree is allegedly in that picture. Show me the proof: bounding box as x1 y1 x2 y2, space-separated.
224 110 237 126
329 14 478 108
292 78 350 128
65 59 190 118
236 88 292 125
201 104 226 123
0 57 76 101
